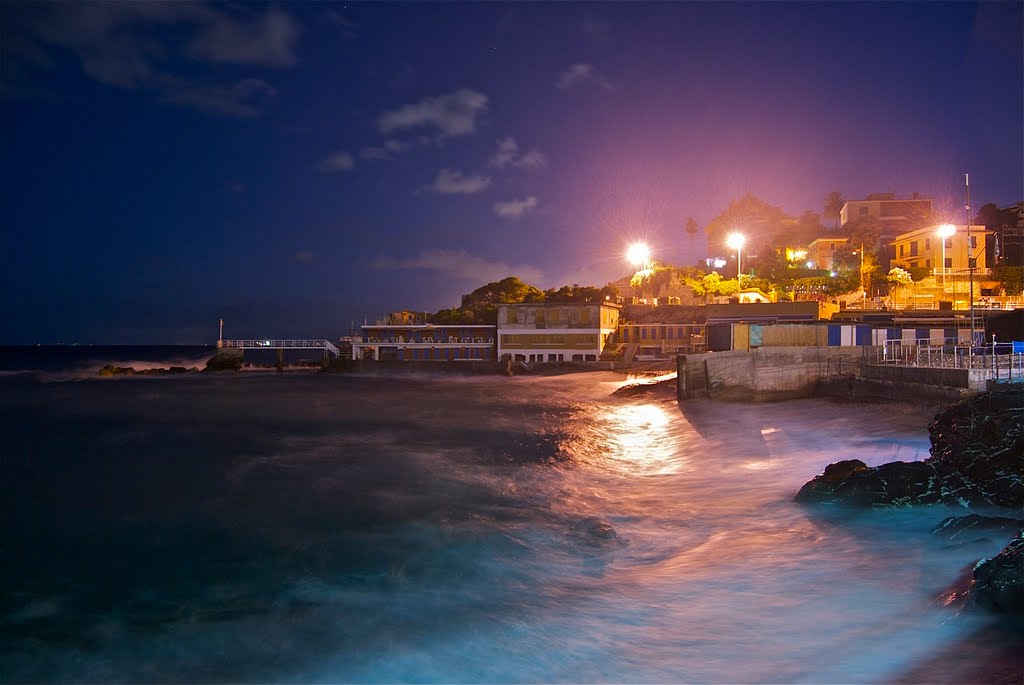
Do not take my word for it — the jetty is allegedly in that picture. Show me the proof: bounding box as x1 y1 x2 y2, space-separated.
217 339 341 357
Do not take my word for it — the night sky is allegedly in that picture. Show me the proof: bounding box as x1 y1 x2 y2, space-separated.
2 2 1021 344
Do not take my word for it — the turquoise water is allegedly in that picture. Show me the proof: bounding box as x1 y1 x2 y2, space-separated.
1 367 1018 682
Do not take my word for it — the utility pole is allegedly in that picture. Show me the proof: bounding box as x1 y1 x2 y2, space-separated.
966 173 974 348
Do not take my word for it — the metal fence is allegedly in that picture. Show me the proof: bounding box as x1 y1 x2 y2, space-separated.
218 339 341 356
876 337 1024 380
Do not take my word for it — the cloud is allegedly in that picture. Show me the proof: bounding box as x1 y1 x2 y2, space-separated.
493 196 539 220
556 63 616 92
371 248 544 284
320 150 355 173
359 139 408 161
15 4 298 115
490 137 547 170
378 88 488 139
160 76 278 118
422 169 491 195
185 8 299 66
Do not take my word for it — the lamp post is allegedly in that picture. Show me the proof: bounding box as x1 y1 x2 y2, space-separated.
726 232 745 284
937 224 956 294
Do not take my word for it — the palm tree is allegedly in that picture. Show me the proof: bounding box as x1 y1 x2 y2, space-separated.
824 191 846 231
684 217 698 244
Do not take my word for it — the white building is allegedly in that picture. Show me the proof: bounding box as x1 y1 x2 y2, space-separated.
496 301 621 362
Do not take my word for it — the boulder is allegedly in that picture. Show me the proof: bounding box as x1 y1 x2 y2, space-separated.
98 364 136 376
969 530 1024 613
932 514 1024 545
795 389 1024 508
204 349 242 372
794 459 941 506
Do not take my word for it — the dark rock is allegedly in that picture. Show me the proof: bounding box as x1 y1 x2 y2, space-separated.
969 530 1024 613
796 389 1024 508
98 364 136 376
204 350 242 372
794 459 941 506
933 514 1024 545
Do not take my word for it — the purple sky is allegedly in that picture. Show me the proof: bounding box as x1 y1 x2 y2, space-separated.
2 1 1021 343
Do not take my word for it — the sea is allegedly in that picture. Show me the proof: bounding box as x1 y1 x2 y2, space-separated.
2 346 1021 683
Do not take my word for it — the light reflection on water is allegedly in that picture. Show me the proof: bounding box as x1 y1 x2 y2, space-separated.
0 372 1015 683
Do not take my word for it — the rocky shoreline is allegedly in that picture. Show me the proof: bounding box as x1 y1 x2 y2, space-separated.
796 389 1024 615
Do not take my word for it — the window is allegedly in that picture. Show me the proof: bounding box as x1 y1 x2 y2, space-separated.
969 236 977 249
830 242 836 251
579 308 591 324
859 207 869 216
945 238 952 248
900 244 906 257
945 258 952 268
507 308 518 323
549 309 559 324
536 310 545 325
925 238 931 250
910 241 919 257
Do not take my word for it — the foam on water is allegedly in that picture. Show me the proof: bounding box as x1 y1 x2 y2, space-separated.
0 370 1017 683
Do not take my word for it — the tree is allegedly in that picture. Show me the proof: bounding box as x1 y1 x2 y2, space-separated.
703 193 796 257
683 272 739 303
436 276 545 324
843 215 883 253
992 266 1024 295
887 267 913 307
544 284 618 302
824 191 846 230
684 217 699 245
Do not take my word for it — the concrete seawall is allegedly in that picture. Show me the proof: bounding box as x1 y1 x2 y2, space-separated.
677 347 871 401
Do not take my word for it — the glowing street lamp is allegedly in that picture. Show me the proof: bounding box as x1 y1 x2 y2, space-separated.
626 242 651 270
937 224 956 290
726 232 746 282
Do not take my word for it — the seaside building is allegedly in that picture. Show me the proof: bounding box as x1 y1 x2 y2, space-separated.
351 324 496 361
888 223 1003 310
840 193 933 232
889 224 992 273
615 323 706 360
497 301 621 362
806 237 849 270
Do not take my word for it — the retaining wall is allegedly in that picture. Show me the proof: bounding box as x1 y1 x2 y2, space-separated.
677 346 871 401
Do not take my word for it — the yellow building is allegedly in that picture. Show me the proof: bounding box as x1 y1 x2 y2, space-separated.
890 224 991 273
497 302 621 362
806 237 848 270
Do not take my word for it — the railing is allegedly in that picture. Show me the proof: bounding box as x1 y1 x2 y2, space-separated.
930 267 993 277
875 336 1024 379
219 339 341 357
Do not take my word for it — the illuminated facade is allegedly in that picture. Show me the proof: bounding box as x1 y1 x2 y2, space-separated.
352 324 495 361
616 323 706 358
806 237 848 270
889 224 992 273
497 302 621 362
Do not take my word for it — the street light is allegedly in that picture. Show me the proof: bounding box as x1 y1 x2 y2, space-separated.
937 224 956 292
626 242 651 270
726 232 745 283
